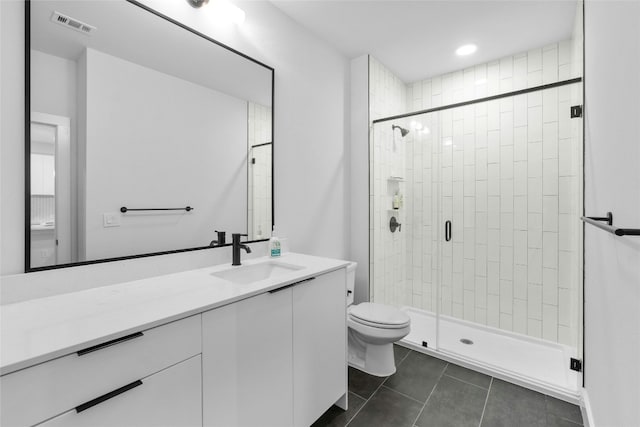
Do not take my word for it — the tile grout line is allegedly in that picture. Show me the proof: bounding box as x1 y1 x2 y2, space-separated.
345 375 389 426
410 362 450 427
345 349 425 426
379 384 425 405
442 373 490 391
477 377 494 427
348 390 369 402
396 347 412 366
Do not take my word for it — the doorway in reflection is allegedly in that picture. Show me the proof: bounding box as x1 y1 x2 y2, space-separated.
30 113 72 268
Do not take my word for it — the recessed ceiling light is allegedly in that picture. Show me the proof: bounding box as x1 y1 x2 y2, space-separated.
216 0 245 24
456 44 477 56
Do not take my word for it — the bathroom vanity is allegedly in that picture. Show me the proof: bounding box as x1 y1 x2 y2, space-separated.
0 253 349 427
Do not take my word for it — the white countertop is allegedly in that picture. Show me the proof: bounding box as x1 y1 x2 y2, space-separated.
0 253 349 375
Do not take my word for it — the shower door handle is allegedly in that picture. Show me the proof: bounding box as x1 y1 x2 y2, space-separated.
445 220 452 242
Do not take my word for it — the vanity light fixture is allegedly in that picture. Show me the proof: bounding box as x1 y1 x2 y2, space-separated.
187 0 246 24
187 0 209 8
456 44 477 56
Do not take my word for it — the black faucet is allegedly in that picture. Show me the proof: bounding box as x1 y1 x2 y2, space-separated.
210 230 226 246
231 233 252 266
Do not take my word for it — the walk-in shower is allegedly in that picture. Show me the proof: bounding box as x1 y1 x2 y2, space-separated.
369 34 584 400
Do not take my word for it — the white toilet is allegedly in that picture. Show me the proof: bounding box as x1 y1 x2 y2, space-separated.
346 262 411 377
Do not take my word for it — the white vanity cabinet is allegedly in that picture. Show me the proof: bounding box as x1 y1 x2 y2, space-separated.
293 269 347 427
0 315 202 427
1 255 348 427
38 355 202 427
202 268 347 427
202 286 294 427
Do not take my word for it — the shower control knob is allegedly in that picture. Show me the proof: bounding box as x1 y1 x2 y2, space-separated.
390 216 401 233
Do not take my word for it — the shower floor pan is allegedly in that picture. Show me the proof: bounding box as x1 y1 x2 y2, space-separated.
399 306 580 403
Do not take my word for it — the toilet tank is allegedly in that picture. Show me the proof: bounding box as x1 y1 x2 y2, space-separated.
346 262 357 306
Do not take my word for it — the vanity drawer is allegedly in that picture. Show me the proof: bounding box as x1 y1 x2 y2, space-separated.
37 355 202 427
0 314 201 427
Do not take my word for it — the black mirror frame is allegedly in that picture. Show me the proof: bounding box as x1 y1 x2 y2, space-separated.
24 0 275 272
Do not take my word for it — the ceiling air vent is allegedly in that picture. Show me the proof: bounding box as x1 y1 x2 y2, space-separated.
50 11 96 36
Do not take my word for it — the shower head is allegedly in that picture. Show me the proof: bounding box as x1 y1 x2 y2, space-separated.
392 125 410 137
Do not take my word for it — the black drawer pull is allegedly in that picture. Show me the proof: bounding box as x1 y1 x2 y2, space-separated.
77 332 144 356
269 277 315 293
75 380 143 413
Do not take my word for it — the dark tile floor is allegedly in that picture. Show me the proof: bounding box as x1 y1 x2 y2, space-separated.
313 345 583 427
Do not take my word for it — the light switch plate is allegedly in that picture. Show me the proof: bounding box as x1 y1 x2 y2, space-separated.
103 212 121 227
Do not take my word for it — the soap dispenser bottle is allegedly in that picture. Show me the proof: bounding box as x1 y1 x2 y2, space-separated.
269 227 281 257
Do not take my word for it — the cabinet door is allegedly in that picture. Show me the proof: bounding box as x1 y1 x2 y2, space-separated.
293 269 347 427
39 355 201 427
203 289 293 427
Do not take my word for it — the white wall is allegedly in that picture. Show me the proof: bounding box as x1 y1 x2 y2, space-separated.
1 0 349 301
583 1 640 425
81 48 247 260
31 50 77 120
1 0 26 275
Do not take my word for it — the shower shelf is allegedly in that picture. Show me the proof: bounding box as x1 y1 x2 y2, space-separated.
387 176 405 182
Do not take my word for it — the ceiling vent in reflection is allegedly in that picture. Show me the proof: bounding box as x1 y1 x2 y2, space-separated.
50 11 96 36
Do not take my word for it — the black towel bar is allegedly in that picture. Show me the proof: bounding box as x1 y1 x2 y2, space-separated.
581 212 640 236
120 206 193 213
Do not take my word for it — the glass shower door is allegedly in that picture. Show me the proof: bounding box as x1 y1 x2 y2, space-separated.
370 114 442 351
436 82 584 392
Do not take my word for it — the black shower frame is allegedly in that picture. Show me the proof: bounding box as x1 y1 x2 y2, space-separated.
372 77 582 125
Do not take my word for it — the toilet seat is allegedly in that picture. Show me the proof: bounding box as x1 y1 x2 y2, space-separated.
349 303 410 330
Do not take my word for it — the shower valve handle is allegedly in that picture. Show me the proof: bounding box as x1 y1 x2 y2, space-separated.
390 216 401 233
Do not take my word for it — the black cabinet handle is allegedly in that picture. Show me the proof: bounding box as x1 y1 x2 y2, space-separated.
445 220 452 242
269 277 315 293
75 380 143 413
77 332 144 356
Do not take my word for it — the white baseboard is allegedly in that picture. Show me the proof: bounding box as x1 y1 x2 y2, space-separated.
580 388 596 427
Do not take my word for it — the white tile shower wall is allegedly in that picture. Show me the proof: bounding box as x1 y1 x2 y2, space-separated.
369 57 410 307
247 102 273 240
371 40 582 349
30 195 55 224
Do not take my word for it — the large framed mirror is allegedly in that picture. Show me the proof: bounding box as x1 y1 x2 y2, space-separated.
26 0 274 271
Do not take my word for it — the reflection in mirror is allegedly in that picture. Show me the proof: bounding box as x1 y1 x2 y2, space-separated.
247 102 272 241
30 113 72 268
27 0 273 270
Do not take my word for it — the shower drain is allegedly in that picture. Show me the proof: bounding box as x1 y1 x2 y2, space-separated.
460 338 474 345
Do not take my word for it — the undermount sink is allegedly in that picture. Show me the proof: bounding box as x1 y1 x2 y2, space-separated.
211 261 304 285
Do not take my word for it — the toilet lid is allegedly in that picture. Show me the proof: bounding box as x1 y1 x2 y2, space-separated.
349 303 410 328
